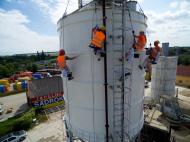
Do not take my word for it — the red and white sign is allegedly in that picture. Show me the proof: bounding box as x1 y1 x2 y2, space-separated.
30 92 64 103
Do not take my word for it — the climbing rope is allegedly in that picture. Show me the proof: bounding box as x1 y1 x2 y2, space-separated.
63 0 70 16
65 77 71 125
137 2 145 18
91 3 97 141
127 9 136 47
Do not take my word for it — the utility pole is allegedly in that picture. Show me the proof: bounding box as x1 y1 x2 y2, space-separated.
102 0 109 142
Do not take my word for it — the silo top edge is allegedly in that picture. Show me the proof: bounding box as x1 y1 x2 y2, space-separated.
57 1 147 25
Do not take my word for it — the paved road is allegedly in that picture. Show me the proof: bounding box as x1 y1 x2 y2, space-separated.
0 92 28 122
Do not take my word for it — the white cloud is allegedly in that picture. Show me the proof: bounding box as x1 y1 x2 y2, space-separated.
5 0 12 2
32 0 78 24
170 1 178 8
145 0 190 46
179 0 190 9
0 9 58 55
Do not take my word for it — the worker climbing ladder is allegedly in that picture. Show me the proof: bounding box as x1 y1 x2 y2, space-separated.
112 1 133 141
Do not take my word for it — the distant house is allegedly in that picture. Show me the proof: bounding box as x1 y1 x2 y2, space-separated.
176 66 190 88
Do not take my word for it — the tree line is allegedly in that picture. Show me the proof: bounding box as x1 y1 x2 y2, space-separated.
0 51 57 79
168 47 190 65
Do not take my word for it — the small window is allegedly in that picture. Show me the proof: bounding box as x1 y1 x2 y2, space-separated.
8 137 16 141
2 140 8 142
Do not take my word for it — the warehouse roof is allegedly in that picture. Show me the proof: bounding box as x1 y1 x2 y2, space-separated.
177 65 190 77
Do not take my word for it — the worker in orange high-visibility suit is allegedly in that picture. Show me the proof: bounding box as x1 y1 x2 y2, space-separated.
150 40 162 64
89 26 106 56
139 40 162 71
57 49 78 80
133 31 147 52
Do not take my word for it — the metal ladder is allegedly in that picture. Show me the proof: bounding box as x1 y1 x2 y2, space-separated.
124 61 133 142
112 1 133 141
112 1 125 141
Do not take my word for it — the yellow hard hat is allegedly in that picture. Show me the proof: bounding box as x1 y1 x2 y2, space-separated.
100 26 106 31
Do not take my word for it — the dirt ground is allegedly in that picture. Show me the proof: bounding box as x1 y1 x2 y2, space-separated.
24 110 66 142
22 84 190 142
145 83 190 115
145 83 190 142
177 86 190 97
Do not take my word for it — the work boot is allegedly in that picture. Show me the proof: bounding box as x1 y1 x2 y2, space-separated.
97 50 105 57
152 60 157 64
125 72 131 76
89 44 94 49
68 77 74 80
139 65 143 70
100 52 105 57
67 72 73 80
94 50 97 55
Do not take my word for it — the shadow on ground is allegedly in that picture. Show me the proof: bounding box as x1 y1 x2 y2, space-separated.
14 103 29 115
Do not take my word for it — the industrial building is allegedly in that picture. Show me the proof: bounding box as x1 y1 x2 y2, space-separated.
176 66 190 88
26 76 63 108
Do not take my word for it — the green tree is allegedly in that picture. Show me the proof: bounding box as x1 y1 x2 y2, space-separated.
32 64 38 72
41 50 46 60
37 51 40 61
178 55 190 65
0 65 10 78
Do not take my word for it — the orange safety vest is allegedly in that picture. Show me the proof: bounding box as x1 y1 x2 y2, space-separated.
151 46 161 59
135 35 147 51
91 30 105 49
57 55 66 69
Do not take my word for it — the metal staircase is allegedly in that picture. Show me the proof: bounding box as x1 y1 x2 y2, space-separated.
112 1 133 141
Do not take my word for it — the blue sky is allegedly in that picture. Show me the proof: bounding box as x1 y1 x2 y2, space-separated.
0 0 57 35
0 0 190 55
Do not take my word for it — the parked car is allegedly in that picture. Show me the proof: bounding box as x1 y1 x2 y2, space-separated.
0 103 4 115
0 130 27 142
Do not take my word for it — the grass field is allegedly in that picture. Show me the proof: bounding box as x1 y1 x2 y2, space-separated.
0 108 47 136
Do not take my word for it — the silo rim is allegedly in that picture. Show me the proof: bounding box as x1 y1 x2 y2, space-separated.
57 1 148 25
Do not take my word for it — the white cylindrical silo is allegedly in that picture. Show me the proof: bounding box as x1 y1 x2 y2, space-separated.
58 1 147 141
151 56 178 101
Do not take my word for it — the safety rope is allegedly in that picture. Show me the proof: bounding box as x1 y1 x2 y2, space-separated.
127 57 133 140
137 1 148 49
63 0 70 16
91 3 97 141
65 76 71 125
127 9 136 46
91 2 98 39
137 2 144 15
91 50 95 142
